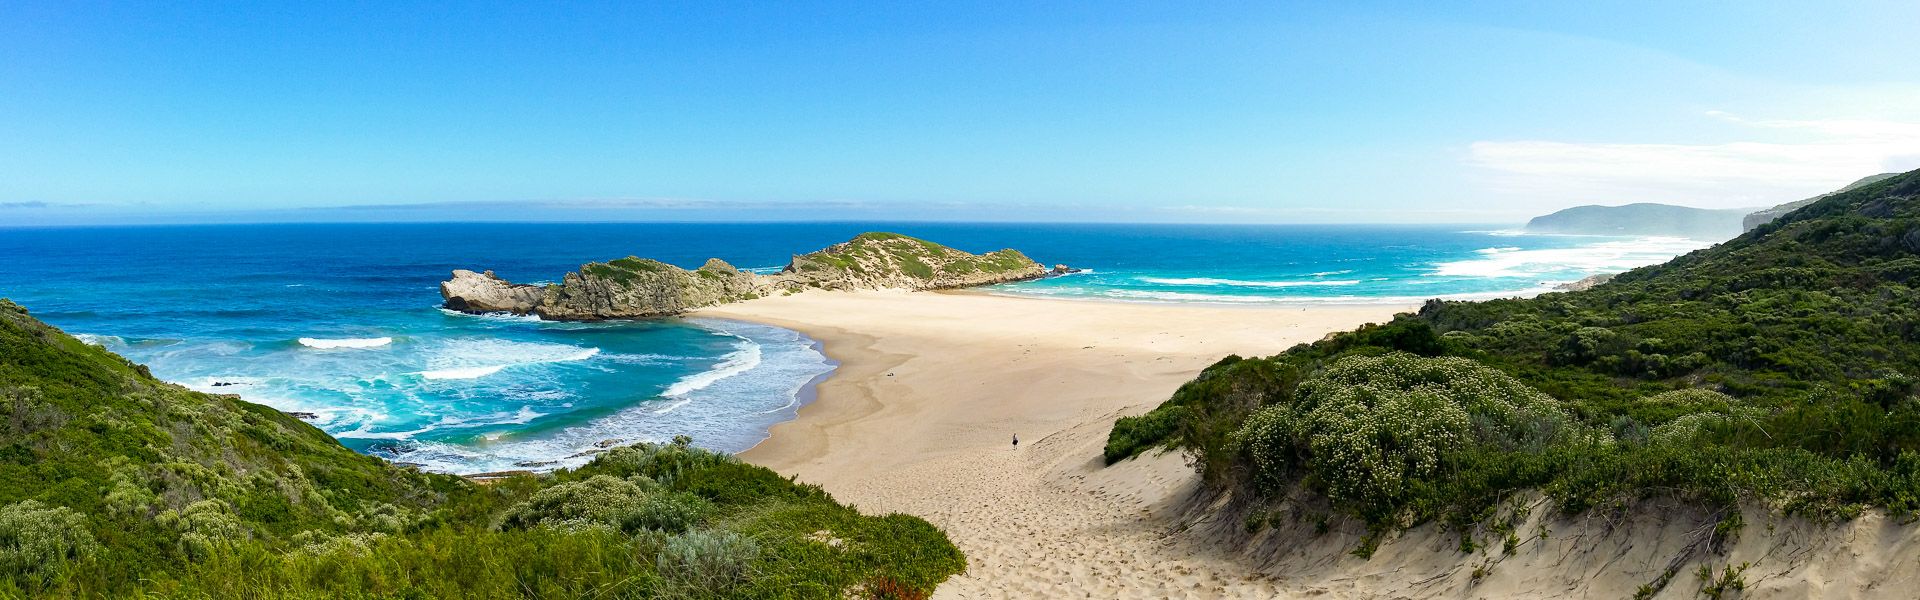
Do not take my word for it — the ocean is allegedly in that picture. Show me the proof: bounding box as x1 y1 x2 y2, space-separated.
0 222 1708 473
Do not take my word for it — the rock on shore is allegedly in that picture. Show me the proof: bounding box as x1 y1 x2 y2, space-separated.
441 232 1048 321
440 270 545 314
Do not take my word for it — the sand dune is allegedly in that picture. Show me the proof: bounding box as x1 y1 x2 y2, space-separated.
700 290 1402 597
699 290 1920 598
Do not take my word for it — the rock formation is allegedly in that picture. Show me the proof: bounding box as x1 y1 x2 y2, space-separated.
535 257 762 320
1553 273 1615 292
440 270 544 314
442 232 1048 321
1742 172 1900 232
769 232 1047 292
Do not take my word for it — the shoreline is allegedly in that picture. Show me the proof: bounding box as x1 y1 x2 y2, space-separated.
731 321 847 457
694 289 1409 596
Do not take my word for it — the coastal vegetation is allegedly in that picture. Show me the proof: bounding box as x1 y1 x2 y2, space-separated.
0 299 964 598
1742 172 1900 231
1110 169 1920 551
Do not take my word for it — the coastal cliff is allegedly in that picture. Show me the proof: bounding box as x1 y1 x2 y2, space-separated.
442 232 1049 321
1742 172 1899 231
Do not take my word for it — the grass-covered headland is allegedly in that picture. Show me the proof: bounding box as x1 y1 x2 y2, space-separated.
1109 169 1920 552
0 300 963 598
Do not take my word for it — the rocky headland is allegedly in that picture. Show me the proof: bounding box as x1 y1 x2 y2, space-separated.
1552 272 1615 291
442 232 1050 321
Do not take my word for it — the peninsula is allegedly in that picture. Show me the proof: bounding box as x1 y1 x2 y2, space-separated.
441 232 1053 320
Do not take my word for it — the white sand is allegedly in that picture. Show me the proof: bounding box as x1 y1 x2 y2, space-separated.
697 289 1920 599
699 290 1404 597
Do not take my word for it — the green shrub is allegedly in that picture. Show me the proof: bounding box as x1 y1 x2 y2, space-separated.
658 530 761 595
0 500 98 588
1104 405 1188 464
1236 353 1575 522
499 474 660 532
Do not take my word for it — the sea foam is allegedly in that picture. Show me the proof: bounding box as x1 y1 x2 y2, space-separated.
1432 236 1709 279
367 320 832 475
415 346 600 380
299 336 393 349
652 336 763 414
1139 277 1362 288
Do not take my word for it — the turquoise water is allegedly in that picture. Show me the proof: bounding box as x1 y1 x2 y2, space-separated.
0 223 1707 473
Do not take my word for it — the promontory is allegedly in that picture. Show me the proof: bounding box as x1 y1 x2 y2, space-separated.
441 232 1050 321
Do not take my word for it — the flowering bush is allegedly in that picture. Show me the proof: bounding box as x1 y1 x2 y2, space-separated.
1235 352 1574 522
0 500 98 585
499 474 712 535
658 530 761 594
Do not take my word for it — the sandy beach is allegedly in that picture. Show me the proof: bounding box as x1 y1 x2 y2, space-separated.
695 290 1408 598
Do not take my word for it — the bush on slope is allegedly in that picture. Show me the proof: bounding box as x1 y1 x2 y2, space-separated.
1108 169 1920 537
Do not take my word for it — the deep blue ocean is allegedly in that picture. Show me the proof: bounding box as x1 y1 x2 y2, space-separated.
0 222 1706 473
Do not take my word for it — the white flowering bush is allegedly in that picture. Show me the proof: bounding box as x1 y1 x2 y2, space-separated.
292 530 390 557
0 500 99 584
658 530 760 593
1234 352 1574 520
159 499 250 561
499 474 710 534
1641 389 1761 446
500 475 655 531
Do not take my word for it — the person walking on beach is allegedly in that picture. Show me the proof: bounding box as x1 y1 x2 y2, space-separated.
1012 434 1019 448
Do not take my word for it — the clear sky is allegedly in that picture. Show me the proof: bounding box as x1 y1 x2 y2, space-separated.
3 1 1918 225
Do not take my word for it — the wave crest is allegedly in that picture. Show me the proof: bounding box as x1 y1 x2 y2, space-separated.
1140 277 1361 288
415 347 600 380
299 337 393 349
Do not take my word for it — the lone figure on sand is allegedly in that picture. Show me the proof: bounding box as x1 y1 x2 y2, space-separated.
1012 434 1019 448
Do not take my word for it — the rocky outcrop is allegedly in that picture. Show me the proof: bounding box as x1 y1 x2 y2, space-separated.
1743 172 1900 231
769 232 1046 292
534 257 762 321
440 270 544 314
442 232 1047 321
1553 273 1615 292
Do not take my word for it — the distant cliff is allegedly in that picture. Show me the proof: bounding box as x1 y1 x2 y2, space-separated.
1742 173 1899 231
1524 203 1750 240
442 232 1049 321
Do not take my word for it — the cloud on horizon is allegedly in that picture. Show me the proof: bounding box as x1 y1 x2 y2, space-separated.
1466 111 1920 208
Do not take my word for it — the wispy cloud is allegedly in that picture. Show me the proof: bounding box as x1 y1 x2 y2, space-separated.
1467 112 1920 208
0 201 103 210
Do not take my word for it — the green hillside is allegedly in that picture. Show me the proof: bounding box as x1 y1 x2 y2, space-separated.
1523 202 1751 240
0 300 963 598
1110 169 1920 549
1742 172 1901 231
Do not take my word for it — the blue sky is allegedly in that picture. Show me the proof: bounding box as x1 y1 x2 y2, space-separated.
3 1 1918 225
